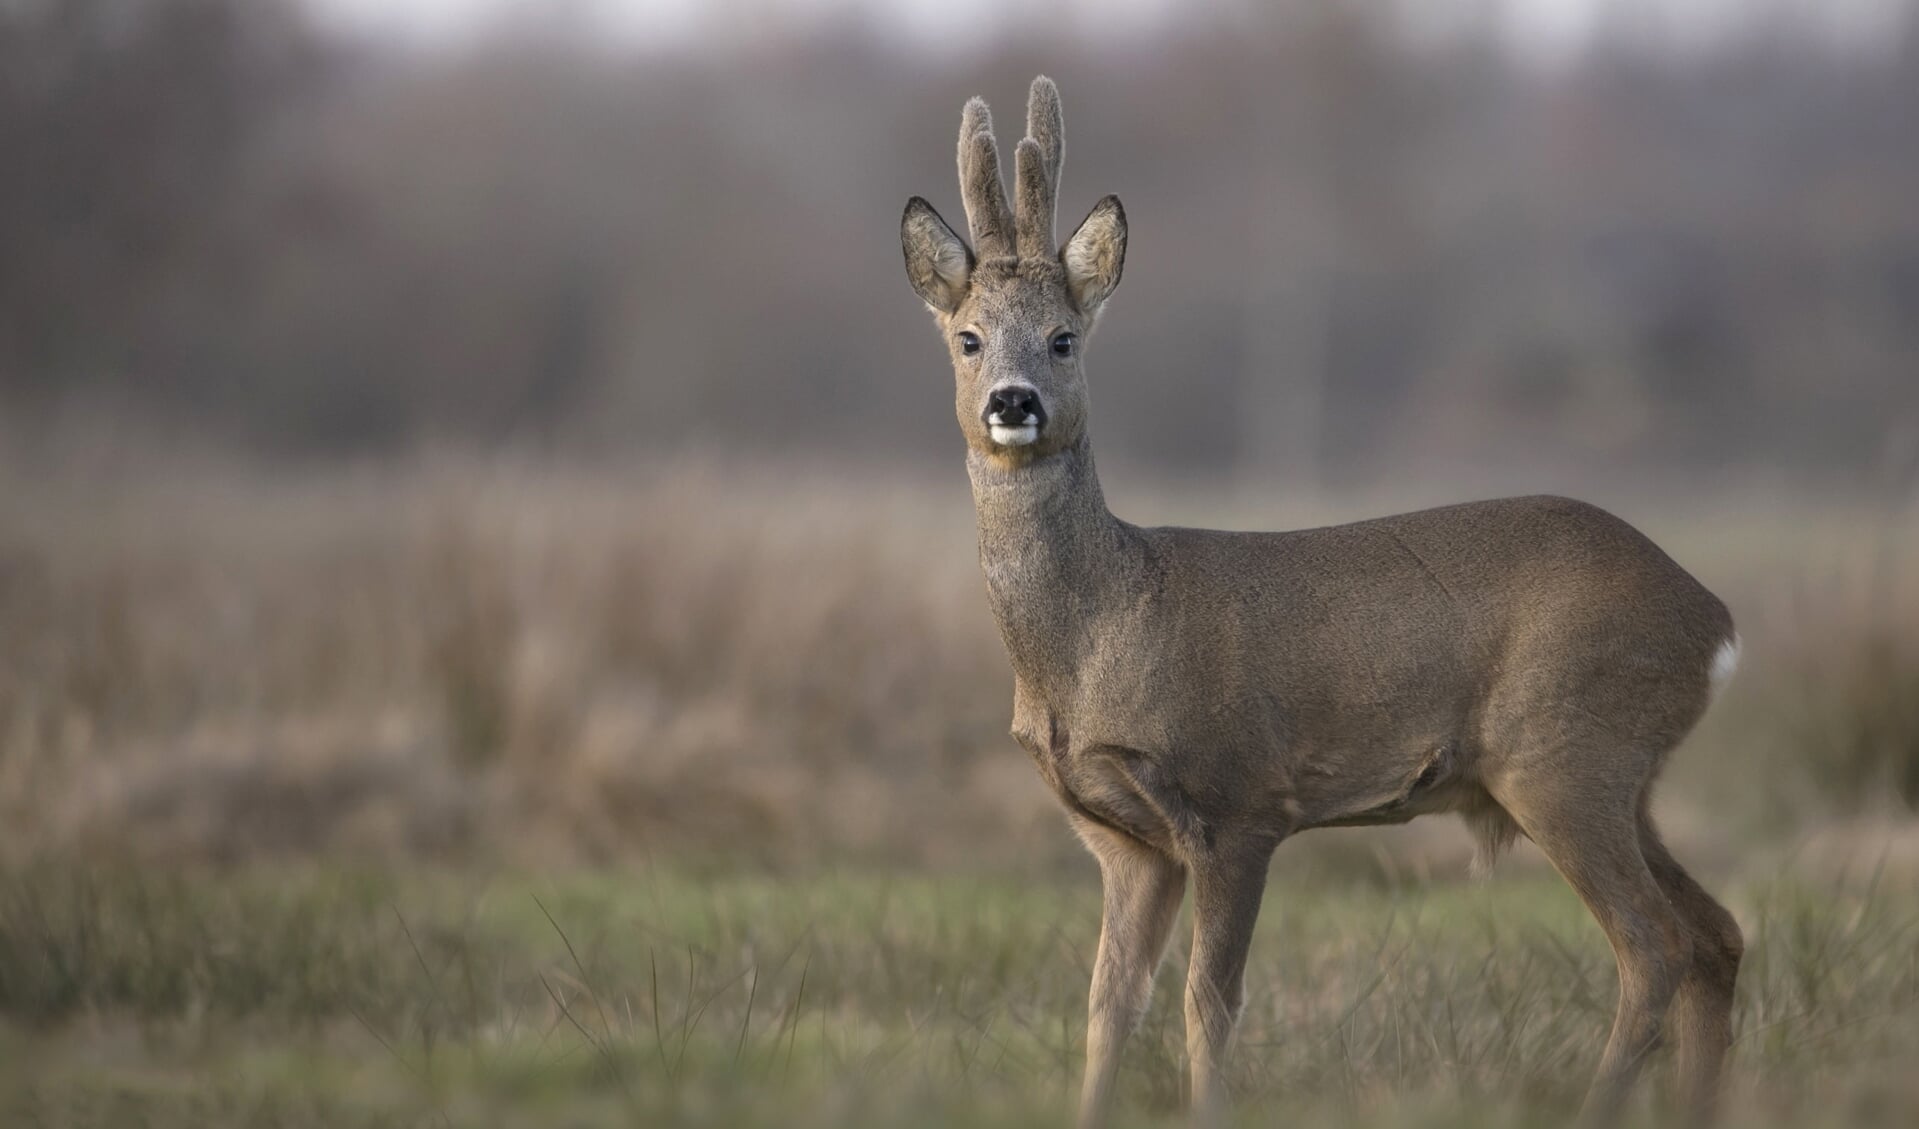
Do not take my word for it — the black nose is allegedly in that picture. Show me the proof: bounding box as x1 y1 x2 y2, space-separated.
983 386 1046 427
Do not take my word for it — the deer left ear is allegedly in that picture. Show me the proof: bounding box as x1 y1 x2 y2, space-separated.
1061 195 1125 317
902 197 972 315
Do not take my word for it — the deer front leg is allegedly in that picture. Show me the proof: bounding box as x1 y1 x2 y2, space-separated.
1183 836 1274 1126
1076 819 1187 1129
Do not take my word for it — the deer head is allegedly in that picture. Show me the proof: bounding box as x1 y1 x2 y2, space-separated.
901 77 1127 465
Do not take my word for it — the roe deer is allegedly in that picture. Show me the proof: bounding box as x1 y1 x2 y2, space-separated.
899 77 1744 1127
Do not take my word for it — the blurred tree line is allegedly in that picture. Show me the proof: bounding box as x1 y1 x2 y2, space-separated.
2 0 1917 487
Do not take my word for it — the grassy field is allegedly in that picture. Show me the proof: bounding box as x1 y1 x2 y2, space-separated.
2 861 1917 1128
3 452 1917 871
3 452 1918 1125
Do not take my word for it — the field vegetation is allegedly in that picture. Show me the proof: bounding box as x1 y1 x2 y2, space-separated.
2 451 1918 1126
2 863 1916 1128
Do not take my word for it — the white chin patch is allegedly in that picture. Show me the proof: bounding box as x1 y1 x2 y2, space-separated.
1708 633 1742 698
989 424 1039 447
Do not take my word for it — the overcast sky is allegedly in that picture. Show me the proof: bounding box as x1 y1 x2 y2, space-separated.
307 0 1914 59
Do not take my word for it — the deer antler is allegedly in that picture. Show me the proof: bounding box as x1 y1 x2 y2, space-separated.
1015 76 1062 260
961 77 1063 262
959 98 1014 259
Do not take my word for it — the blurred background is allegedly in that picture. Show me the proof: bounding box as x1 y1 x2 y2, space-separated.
2 0 1917 872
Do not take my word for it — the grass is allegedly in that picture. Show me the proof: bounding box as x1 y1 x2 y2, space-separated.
3 452 1917 872
2 861 1917 1128
2 452 1917 1123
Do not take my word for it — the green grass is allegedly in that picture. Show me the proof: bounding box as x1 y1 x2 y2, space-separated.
2 862 1916 1128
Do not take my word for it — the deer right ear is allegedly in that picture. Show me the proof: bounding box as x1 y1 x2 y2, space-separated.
902 197 972 315
1061 195 1126 317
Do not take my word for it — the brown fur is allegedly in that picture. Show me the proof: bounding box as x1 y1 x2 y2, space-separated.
900 77 1742 1128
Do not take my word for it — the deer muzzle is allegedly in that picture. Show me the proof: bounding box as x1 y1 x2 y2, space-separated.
984 384 1046 447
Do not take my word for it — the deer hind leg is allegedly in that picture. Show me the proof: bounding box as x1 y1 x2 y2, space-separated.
1489 765 1691 1125
1075 819 1188 1129
1182 834 1275 1127
1637 807 1742 1123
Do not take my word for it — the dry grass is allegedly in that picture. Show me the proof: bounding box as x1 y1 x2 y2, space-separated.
0 453 1031 868
4 449 1919 1126
2 449 1917 871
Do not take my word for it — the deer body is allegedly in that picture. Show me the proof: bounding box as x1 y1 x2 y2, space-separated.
904 79 1743 1127
979 443 1731 853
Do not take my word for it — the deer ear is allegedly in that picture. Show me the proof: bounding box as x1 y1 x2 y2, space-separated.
1061 195 1125 317
902 197 972 315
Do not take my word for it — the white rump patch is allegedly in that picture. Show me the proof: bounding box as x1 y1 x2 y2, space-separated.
989 424 1039 447
1708 634 1742 697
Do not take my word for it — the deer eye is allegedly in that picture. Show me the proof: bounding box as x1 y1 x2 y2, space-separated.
957 331 981 356
1051 332 1077 358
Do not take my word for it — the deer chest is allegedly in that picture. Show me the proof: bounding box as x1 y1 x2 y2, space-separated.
1010 690 1206 856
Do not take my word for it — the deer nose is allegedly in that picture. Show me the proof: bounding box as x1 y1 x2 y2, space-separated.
983 386 1046 428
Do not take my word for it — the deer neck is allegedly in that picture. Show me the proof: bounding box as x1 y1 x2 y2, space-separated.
967 436 1134 701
